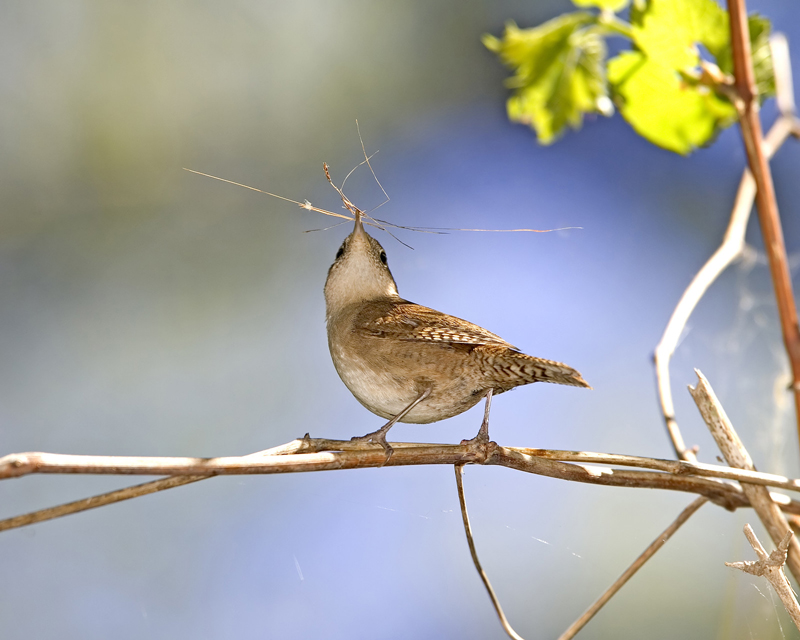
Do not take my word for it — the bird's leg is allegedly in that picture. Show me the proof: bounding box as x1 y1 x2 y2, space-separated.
351 387 432 459
461 388 494 445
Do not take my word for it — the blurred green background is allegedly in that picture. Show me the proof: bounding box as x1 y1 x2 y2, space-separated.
2 1 800 638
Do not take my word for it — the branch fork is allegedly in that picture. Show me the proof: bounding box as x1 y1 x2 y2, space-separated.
726 524 800 630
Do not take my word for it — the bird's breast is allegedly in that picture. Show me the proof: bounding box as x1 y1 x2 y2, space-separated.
327 316 488 423
328 337 420 419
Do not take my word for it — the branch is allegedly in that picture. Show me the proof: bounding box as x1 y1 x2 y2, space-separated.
0 443 483 478
5 439 800 532
456 465 524 640
771 34 797 118
726 524 800 630
728 0 800 448
0 439 310 532
690 370 800 583
7 445 800 491
653 32 800 462
558 497 708 640
513 449 800 493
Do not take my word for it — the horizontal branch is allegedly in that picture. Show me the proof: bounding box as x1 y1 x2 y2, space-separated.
4 442 800 493
488 447 798 512
512 449 800 493
0 444 481 478
4 439 800 533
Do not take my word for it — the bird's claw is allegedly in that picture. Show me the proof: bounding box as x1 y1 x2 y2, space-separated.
351 431 394 464
461 421 491 447
460 433 491 448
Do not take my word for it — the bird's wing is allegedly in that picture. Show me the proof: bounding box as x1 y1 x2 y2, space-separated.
356 301 517 349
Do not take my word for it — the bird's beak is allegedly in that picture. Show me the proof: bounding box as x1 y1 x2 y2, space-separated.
353 209 365 237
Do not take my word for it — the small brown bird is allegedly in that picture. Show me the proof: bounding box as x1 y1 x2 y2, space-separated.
324 208 590 453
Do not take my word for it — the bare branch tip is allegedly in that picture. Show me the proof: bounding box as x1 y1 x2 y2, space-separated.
780 529 795 551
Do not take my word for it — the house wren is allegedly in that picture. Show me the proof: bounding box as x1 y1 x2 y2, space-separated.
324 208 590 454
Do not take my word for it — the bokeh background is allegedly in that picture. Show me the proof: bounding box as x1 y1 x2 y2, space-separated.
2 1 800 638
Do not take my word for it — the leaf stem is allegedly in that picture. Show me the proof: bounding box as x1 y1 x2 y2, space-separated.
596 13 633 39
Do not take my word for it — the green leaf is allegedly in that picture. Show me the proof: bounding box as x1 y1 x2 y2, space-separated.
608 51 736 154
749 14 776 99
486 0 775 153
610 0 746 153
572 0 630 12
632 0 773 101
632 0 728 69
484 15 613 144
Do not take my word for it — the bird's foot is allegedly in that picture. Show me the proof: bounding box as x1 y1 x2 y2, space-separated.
461 420 491 447
460 429 496 462
351 429 394 464
460 432 492 447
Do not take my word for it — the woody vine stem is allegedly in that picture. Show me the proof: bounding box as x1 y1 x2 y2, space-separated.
728 0 800 446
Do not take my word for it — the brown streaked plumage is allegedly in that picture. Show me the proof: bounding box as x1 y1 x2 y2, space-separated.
324 209 589 453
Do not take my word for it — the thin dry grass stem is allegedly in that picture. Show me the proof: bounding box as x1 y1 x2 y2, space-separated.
320 162 416 250
653 32 799 463
5 439 800 532
389 225 582 233
355 119 390 214
726 524 800 630
558 497 708 640
728 0 800 449
690 370 800 583
182 168 350 222
323 162 361 219
455 464 525 640
184 144 576 236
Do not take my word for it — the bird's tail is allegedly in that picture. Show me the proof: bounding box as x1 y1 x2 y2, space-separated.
513 353 591 388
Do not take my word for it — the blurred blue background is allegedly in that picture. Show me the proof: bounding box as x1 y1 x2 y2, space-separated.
2 1 800 638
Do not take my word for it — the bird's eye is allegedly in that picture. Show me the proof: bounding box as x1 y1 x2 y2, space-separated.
335 245 345 260
379 251 387 265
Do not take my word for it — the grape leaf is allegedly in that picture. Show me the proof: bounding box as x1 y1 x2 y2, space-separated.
632 0 729 69
608 51 736 154
607 0 735 153
749 15 776 99
484 15 612 144
487 0 775 153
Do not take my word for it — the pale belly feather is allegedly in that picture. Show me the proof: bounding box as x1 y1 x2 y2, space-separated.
329 340 486 424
